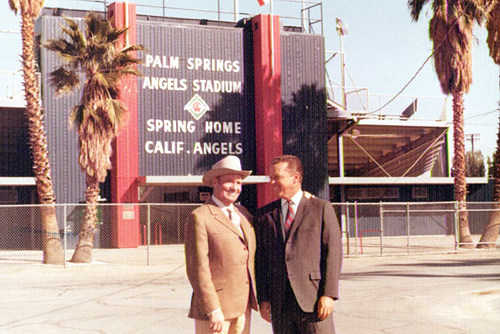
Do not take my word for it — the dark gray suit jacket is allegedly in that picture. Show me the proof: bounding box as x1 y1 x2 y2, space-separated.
256 194 342 314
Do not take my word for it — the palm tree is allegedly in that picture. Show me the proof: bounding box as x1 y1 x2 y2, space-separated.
8 0 64 264
44 12 143 263
478 0 500 248
408 0 487 248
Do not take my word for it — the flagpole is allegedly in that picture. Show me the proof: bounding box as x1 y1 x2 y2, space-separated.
302 0 306 32
218 0 221 24
234 0 239 22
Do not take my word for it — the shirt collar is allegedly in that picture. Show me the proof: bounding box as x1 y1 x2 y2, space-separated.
212 195 234 211
281 190 303 208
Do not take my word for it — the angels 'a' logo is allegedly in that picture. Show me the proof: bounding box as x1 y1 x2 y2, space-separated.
184 94 210 120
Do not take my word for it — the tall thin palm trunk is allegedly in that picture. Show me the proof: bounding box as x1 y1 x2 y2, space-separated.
477 95 500 248
479 4 500 248
19 3 64 264
452 90 473 248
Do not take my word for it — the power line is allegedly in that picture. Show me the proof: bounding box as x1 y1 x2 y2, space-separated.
368 52 433 114
368 4 475 115
0 30 21 34
464 109 498 120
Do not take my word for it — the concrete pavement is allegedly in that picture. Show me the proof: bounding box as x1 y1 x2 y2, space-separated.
0 246 499 334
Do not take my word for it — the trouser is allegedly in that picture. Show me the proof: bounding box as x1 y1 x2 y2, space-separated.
271 281 335 334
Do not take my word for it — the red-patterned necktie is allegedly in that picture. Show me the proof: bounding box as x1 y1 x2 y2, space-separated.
285 201 294 232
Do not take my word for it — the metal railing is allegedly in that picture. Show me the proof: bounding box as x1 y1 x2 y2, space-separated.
0 70 23 99
326 85 448 122
42 0 323 31
325 50 448 121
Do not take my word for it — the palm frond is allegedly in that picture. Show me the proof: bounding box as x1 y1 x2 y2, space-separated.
46 10 143 180
49 67 80 95
30 0 45 17
69 104 85 128
44 38 82 63
408 0 432 21
486 0 500 64
61 25 86 50
120 44 146 53
106 99 127 129
91 71 116 90
110 54 144 73
8 0 20 14
84 12 104 40
105 27 128 44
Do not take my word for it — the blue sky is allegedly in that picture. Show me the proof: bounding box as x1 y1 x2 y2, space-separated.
1 0 498 159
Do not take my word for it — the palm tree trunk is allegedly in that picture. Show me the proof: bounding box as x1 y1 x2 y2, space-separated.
20 6 64 264
477 205 500 248
477 99 500 249
452 90 473 248
70 175 100 263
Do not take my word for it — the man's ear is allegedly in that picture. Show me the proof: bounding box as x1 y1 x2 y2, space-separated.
293 172 301 184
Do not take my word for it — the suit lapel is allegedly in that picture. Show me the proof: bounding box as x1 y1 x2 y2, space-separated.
207 199 244 238
237 209 253 245
268 200 286 242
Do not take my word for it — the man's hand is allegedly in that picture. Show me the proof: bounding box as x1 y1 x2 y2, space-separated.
316 296 334 321
208 309 224 333
259 301 272 323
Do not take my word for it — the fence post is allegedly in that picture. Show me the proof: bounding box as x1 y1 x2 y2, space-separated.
379 201 384 255
345 203 350 256
178 205 181 243
454 201 459 251
63 204 67 268
354 201 358 257
406 202 410 255
147 204 151 266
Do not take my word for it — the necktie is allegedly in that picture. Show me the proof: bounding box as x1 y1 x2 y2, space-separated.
227 207 243 235
227 208 234 222
285 201 294 232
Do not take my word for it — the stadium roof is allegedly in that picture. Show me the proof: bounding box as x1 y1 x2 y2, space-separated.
327 99 450 179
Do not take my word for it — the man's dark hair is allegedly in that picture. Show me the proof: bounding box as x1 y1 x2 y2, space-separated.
271 155 303 181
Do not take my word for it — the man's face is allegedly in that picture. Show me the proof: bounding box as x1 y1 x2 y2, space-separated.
212 173 243 206
269 162 300 201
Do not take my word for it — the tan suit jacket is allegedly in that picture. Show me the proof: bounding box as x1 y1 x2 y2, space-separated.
185 199 258 320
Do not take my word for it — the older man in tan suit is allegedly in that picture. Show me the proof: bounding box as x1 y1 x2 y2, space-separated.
185 155 258 334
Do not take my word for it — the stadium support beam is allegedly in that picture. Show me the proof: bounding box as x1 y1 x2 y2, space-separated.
253 14 283 209
108 2 140 248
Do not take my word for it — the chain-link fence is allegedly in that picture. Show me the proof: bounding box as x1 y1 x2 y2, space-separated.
0 203 201 265
0 202 499 264
334 201 500 257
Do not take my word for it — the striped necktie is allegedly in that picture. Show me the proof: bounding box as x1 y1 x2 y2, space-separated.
285 201 294 232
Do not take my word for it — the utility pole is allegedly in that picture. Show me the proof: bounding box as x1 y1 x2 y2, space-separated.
466 133 480 154
336 18 348 110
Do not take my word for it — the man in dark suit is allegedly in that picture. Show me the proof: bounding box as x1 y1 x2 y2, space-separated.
256 155 342 334
185 155 258 334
